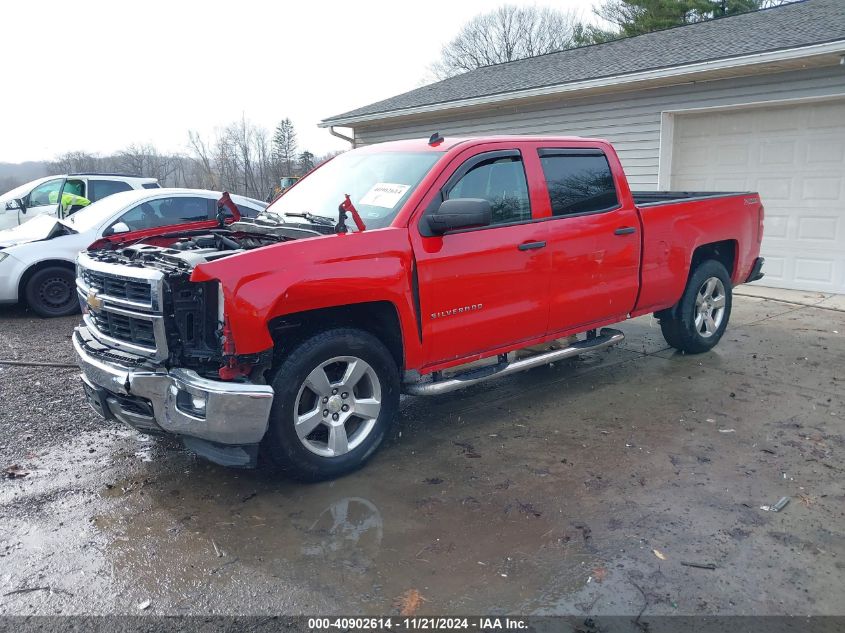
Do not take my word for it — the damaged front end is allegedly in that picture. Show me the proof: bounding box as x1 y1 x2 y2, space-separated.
73 217 322 467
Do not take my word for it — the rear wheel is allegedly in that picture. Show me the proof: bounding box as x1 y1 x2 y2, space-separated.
659 259 732 354
24 266 79 318
262 328 399 481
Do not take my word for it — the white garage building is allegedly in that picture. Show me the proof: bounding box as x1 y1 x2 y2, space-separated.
321 0 845 293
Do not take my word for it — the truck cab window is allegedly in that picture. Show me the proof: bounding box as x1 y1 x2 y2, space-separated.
539 153 619 216
447 156 531 225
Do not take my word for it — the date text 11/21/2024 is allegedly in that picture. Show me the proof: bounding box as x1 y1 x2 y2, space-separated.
308 617 529 630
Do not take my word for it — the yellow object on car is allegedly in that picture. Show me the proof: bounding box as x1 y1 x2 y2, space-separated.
48 190 91 213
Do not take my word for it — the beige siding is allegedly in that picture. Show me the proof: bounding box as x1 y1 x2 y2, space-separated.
352 67 845 190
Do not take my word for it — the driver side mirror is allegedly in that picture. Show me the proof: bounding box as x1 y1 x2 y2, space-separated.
427 198 492 235
105 221 130 236
5 198 25 213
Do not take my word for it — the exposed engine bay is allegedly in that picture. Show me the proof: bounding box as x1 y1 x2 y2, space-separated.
87 215 333 272
80 215 333 379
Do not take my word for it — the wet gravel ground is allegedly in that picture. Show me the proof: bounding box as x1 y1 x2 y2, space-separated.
0 297 843 617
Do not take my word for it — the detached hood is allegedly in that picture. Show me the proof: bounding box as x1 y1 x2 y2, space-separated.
0 214 65 249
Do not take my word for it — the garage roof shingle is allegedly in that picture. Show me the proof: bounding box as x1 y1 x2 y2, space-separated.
323 0 845 125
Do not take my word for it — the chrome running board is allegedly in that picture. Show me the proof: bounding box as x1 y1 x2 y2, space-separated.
404 328 625 396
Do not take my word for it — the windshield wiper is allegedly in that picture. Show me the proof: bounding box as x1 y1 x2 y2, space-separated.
282 212 335 227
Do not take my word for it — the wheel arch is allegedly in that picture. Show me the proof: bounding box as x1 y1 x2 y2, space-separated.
18 258 76 302
267 301 404 372
655 241 736 320
690 239 737 281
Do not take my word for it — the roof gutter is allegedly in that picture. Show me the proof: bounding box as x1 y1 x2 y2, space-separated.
328 126 355 147
319 40 845 128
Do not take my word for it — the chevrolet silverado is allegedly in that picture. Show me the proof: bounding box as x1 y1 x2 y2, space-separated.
72 135 765 480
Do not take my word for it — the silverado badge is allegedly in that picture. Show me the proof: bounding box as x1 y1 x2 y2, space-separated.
431 303 483 320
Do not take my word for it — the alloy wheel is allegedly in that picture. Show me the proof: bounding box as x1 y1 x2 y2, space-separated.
694 276 726 338
293 356 382 457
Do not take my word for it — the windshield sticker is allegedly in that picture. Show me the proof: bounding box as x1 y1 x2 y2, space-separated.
359 183 410 208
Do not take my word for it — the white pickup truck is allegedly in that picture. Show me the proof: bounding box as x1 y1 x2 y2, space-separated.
0 173 159 231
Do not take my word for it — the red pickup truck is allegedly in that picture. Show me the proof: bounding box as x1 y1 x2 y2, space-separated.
73 135 764 480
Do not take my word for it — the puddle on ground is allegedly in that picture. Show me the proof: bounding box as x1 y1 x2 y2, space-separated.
9 306 843 615
92 457 605 613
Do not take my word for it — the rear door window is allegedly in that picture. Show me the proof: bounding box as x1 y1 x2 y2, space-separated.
115 196 212 231
89 179 133 202
538 151 619 217
225 202 263 219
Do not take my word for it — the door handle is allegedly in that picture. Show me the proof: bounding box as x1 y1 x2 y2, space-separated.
518 241 546 251
614 227 636 235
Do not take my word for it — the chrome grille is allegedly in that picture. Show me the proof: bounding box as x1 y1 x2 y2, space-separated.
77 252 167 360
88 308 156 348
81 269 152 305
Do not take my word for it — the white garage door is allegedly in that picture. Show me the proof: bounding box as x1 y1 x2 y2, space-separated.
670 99 845 293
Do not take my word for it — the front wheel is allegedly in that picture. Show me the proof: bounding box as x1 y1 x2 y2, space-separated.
659 259 732 354
24 266 80 318
262 328 399 481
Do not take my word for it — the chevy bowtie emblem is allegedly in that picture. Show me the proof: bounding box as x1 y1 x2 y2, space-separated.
86 290 103 311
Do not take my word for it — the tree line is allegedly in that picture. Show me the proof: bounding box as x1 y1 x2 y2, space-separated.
431 0 795 78
46 117 338 202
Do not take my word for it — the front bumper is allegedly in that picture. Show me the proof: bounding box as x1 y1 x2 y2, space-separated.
0 251 27 303
73 326 274 462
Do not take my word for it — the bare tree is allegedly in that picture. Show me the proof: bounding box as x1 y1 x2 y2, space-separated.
188 131 217 189
33 116 311 199
225 116 257 196
50 151 104 174
431 5 584 79
116 143 180 185
315 149 345 166
188 118 280 199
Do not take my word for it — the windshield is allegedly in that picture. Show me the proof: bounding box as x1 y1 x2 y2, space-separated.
265 151 441 229
0 177 49 204
57 190 142 233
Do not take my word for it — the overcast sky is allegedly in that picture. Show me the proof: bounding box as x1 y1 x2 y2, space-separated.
1 0 599 163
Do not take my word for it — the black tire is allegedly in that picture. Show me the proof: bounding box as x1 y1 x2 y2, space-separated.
659 259 732 354
24 266 80 318
261 328 400 481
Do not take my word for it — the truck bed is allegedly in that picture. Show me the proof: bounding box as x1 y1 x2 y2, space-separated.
633 190 762 317
632 191 751 206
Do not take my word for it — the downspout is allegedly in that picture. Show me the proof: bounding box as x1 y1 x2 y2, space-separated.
329 126 356 148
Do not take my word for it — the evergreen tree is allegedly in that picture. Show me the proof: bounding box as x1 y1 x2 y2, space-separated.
297 150 315 175
594 0 792 38
272 118 297 176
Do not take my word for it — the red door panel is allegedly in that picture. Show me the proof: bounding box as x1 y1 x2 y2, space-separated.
533 145 641 333
415 222 550 366
409 142 552 368
546 208 641 333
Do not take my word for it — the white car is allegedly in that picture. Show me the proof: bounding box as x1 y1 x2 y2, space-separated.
0 173 160 231
0 188 266 317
